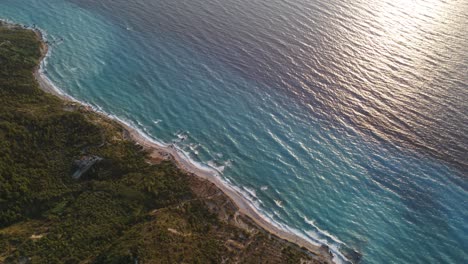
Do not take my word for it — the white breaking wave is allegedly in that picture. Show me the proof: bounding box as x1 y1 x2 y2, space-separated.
303 216 346 245
302 216 350 263
207 160 226 173
187 143 200 155
226 181 351 264
274 199 284 208
243 186 258 199
176 132 188 141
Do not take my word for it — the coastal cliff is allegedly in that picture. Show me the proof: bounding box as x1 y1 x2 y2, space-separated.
0 22 333 263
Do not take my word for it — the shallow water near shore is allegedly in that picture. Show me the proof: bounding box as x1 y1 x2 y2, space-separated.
2 0 467 263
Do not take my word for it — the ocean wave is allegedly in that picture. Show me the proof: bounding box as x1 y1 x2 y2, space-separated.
274 199 284 208
206 160 226 173
303 216 346 245
174 131 189 142
242 186 258 199
187 143 200 155
226 183 350 264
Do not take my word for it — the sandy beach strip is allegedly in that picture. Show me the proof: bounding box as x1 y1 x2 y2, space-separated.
32 30 336 264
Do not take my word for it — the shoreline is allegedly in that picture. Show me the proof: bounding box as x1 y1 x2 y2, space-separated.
32 28 337 264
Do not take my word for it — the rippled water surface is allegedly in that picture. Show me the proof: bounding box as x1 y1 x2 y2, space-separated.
1 0 467 263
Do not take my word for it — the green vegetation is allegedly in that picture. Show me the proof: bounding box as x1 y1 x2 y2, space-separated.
0 23 317 263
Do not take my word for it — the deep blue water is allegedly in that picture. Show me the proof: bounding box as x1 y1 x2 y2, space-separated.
1 0 467 263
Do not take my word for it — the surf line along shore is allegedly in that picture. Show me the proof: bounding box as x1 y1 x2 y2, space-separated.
32 28 338 264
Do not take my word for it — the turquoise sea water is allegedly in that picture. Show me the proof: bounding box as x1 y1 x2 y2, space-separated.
2 0 467 263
